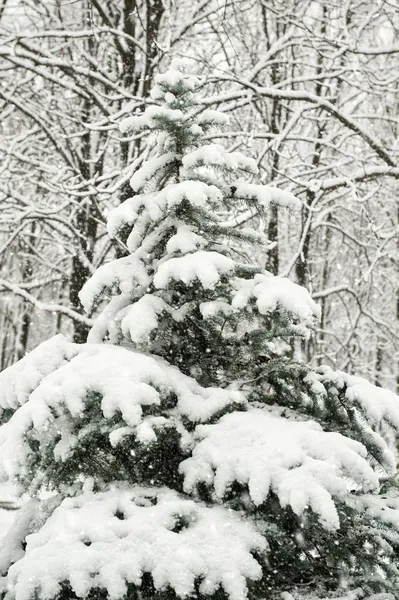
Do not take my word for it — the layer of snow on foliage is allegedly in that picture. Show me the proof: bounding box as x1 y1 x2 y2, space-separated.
120 98 193 134
0 500 40 577
180 410 378 530
106 196 140 238
200 300 233 319
232 273 320 332
0 483 20 541
154 251 235 290
350 490 399 532
0 508 16 545
0 335 78 412
119 113 149 134
166 225 208 255
163 180 221 210
197 109 229 128
312 366 399 474
0 496 62 579
0 345 245 479
79 255 150 313
182 144 258 175
154 65 200 90
130 153 177 192
318 365 399 432
281 590 369 600
120 295 172 343
107 181 221 239
6 486 266 600
145 105 184 123
233 183 301 209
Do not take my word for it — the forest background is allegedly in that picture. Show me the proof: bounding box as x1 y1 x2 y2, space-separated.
1 0 399 390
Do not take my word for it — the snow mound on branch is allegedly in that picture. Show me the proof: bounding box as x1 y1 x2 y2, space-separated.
0 496 62 578
0 345 245 480
232 273 320 333
154 61 200 91
120 294 192 345
107 181 221 239
106 196 140 238
350 490 399 534
164 180 222 209
180 410 378 530
120 295 172 343
130 153 177 192
119 113 149 134
154 251 235 290
197 109 229 128
318 366 399 432
166 225 208 255
145 105 184 123
183 144 258 175
282 589 368 600
79 255 150 313
311 366 399 474
119 104 191 135
6 486 266 600
233 182 301 209
200 300 233 319
0 335 78 413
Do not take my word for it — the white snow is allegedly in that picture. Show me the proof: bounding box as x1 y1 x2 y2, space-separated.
119 114 149 134
6 486 266 600
120 295 171 343
119 107 185 135
106 196 140 238
197 109 229 128
350 489 399 533
0 335 79 412
200 300 233 319
166 225 208 255
164 180 222 209
180 409 379 530
130 153 177 192
0 344 246 482
318 365 399 432
0 495 62 583
87 295 131 344
232 273 320 334
306 365 399 475
154 68 186 89
154 251 235 290
145 105 184 123
233 182 301 209
78 255 150 314
150 84 165 101
182 144 258 175
107 181 221 242
187 124 203 136
155 63 200 90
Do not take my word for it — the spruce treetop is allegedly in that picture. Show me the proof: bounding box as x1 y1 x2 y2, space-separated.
80 59 314 387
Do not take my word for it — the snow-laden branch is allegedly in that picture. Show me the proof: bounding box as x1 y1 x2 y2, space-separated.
317 166 399 190
0 279 93 327
205 81 396 168
312 285 358 300
312 285 399 340
2 27 144 53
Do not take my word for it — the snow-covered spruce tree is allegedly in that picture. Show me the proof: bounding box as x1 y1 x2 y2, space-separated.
1 63 399 600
